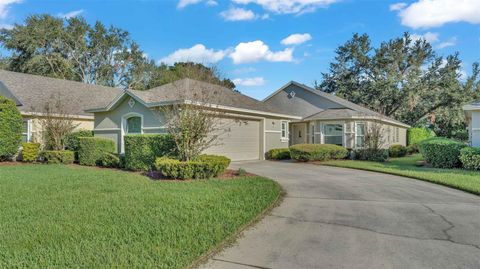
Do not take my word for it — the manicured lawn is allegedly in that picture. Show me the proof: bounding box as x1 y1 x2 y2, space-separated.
0 164 281 268
323 154 480 195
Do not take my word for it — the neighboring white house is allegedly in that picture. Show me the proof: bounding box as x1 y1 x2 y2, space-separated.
463 102 480 147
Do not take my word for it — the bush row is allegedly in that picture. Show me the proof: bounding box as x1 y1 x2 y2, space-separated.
155 155 231 179
418 138 467 168
78 137 116 166
124 134 176 171
40 150 75 164
266 148 290 160
459 147 480 170
289 144 348 162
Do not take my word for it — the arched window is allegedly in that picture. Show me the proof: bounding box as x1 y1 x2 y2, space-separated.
126 116 142 134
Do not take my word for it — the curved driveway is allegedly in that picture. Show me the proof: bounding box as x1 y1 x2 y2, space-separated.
200 160 480 269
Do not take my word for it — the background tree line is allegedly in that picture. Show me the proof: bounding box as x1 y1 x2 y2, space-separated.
0 14 235 91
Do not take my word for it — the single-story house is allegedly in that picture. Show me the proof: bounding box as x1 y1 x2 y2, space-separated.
463 101 480 147
0 70 122 143
0 70 410 161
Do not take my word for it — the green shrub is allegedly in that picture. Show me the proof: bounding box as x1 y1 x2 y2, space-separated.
65 129 93 152
289 144 348 162
418 138 467 168
407 127 435 146
354 148 389 162
406 144 418 155
155 154 230 179
124 134 176 171
389 145 407 158
0 96 23 161
78 137 115 166
40 150 74 164
266 148 290 160
460 147 480 170
21 143 40 162
97 152 120 168
237 168 247 176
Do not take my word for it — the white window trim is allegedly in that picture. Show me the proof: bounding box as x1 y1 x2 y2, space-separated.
355 122 366 149
120 112 144 153
281 121 289 141
323 122 345 147
22 119 32 142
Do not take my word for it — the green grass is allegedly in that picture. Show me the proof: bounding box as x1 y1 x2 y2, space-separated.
0 164 281 268
323 154 480 195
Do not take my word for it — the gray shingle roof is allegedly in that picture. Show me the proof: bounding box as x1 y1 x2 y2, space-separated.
127 78 288 115
0 70 123 116
303 108 372 120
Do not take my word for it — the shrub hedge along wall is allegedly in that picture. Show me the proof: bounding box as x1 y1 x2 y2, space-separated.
354 148 389 162
78 137 116 166
21 142 40 162
389 145 407 158
124 134 176 171
266 148 291 160
0 96 23 160
40 150 74 164
289 144 348 162
460 147 480 170
65 129 93 152
407 127 436 146
155 155 231 179
418 137 467 168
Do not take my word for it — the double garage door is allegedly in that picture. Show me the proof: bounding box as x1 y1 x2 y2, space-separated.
204 119 260 161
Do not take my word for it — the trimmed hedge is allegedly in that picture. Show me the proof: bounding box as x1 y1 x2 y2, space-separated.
155 154 231 179
40 150 74 164
460 147 480 170
418 138 467 168
289 144 348 162
97 152 120 168
78 137 116 166
406 144 418 155
266 148 290 160
407 127 435 146
124 134 176 171
0 96 23 161
21 142 40 162
65 129 93 152
354 148 389 162
389 145 407 158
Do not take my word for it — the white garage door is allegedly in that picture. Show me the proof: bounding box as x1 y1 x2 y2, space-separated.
204 119 260 161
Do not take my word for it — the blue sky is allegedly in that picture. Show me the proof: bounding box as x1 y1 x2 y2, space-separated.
2 0 480 99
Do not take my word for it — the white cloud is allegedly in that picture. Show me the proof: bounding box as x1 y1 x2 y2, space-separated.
0 0 21 19
389 2 406 11
57 9 84 19
177 0 217 8
233 77 266 86
410 32 439 43
281 33 312 45
220 7 256 21
436 37 457 49
159 44 227 65
393 0 480 29
229 40 294 64
232 0 340 14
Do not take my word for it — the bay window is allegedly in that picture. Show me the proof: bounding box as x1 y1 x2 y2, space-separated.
324 124 343 146
355 122 365 148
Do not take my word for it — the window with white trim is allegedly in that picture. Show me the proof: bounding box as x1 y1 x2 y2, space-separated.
395 127 400 143
281 121 288 139
324 124 343 146
126 116 142 134
21 120 31 142
355 122 365 148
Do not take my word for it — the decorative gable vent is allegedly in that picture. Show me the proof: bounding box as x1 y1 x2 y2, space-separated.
288 91 296 98
128 98 136 108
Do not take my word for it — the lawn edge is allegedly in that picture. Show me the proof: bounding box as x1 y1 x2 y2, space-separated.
319 162 480 196
188 178 286 269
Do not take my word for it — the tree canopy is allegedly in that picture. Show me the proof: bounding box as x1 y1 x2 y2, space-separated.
316 33 480 138
0 14 235 91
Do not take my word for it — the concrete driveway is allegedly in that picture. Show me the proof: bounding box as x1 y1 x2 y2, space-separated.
200 160 480 269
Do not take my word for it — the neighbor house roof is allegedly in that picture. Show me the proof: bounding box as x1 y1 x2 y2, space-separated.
264 81 410 127
0 70 123 118
463 101 480 111
87 78 301 119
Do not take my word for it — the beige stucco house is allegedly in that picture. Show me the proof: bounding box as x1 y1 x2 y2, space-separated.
0 70 410 161
463 102 480 147
0 70 122 143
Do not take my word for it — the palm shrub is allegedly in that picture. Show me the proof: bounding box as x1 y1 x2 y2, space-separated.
0 96 23 161
418 138 467 168
389 145 407 158
460 147 480 170
408 127 435 146
289 144 348 162
266 148 290 160
21 142 40 162
78 137 116 166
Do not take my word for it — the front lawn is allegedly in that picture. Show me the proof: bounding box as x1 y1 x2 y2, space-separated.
0 164 281 268
323 154 480 195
